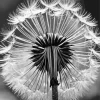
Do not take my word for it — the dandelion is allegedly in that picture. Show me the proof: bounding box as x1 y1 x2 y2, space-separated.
0 0 100 100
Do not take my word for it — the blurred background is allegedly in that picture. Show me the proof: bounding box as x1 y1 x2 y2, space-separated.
0 0 100 100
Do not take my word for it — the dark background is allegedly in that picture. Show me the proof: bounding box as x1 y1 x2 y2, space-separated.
0 0 100 100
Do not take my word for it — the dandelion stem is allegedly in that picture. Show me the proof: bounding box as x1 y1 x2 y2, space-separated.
52 85 58 100
49 46 59 100
50 77 59 100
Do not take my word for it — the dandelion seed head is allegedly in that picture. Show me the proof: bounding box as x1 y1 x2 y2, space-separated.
0 0 100 100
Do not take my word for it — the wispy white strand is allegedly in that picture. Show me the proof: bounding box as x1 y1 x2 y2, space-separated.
55 14 63 34
63 18 79 37
69 36 85 44
1 26 16 41
85 27 100 44
13 35 32 44
39 13 47 34
59 0 81 12
31 17 44 35
0 40 15 54
66 24 85 42
0 55 10 62
18 23 37 39
40 0 60 8
58 12 68 35
52 15 56 33
8 12 27 25
61 12 73 36
23 19 40 37
73 11 97 27
46 11 51 33
17 0 38 15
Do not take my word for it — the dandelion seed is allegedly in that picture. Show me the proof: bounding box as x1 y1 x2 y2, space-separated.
0 0 100 100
